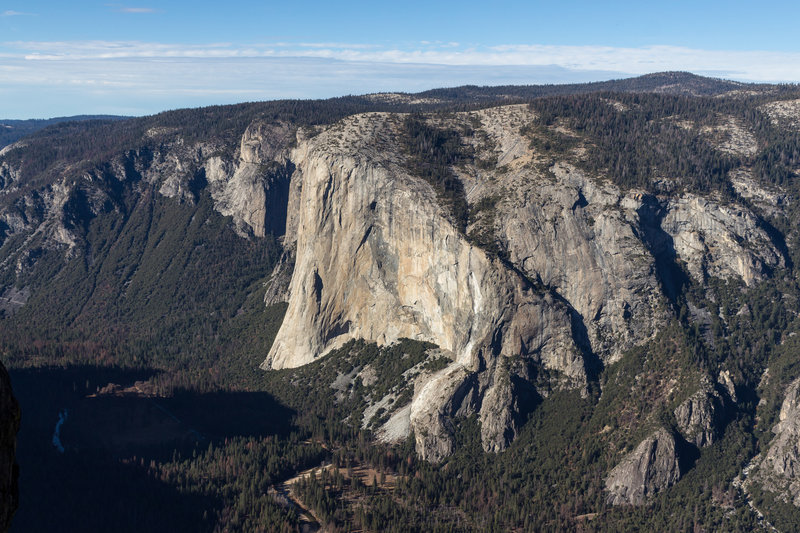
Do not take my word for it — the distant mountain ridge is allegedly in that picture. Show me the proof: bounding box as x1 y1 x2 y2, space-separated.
0 71 782 153
413 71 756 101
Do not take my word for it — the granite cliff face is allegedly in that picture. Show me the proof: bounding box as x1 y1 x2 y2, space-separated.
661 195 783 286
259 107 784 461
750 378 800 506
260 114 585 459
263 115 582 373
605 428 682 506
204 121 294 238
673 376 727 448
471 105 668 365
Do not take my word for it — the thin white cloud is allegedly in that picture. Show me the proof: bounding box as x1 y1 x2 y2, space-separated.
2 40 799 82
119 7 157 13
103 4 158 14
1 10 35 17
293 42 380 50
2 39 800 118
0 55 617 118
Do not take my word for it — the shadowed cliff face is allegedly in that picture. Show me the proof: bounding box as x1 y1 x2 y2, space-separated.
0 361 19 533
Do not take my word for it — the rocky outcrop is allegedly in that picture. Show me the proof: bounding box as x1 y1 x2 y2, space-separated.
700 116 758 158
752 378 800 505
465 107 785 368
143 121 293 238
478 364 539 454
205 121 294 238
605 428 682 506
661 195 783 286
729 169 787 220
763 98 800 130
478 366 516 454
673 377 726 448
409 365 477 462
718 369 738 403
263 250 295 306
0 287 29 317
0 361 19 532
779 379 800 423
0 161 20 191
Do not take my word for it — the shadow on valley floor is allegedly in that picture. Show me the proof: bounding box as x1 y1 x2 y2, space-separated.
8 365 296 533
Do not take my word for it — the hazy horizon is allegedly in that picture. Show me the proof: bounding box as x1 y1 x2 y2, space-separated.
3 1 800 119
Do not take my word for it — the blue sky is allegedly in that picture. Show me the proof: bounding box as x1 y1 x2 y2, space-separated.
2 1 800 118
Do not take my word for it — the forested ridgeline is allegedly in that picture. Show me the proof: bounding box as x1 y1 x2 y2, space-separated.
526 91 800 196
0 116 129 152
4 71 796 190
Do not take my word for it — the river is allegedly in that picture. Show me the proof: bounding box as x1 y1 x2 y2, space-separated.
52 408 68 453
